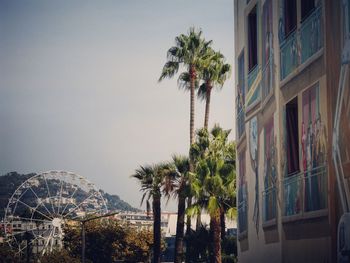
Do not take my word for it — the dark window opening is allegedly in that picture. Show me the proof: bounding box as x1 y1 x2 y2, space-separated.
248 6 258 71
301 0 315 21
286 97 300 175
284 0 297 38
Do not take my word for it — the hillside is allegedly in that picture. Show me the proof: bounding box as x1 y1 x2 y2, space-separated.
0 172 139 219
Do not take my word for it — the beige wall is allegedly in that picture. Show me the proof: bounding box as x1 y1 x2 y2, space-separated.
235 0 333 262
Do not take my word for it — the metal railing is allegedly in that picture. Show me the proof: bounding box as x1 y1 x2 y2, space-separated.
247 64 259 90
261 54 274 104
236 107 245 139
280 6 323 80
280 30 298 80
262 185 277 222
283 165 327 217
300 6 323 64
238 200 248 234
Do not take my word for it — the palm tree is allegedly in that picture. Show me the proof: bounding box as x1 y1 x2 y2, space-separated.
198 49 231 130
171 155 190 263
188 125 236 263
159 27 212 262
159 26 212 149
132 163 175 263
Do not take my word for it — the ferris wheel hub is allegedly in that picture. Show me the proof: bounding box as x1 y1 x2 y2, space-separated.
52 217 62 228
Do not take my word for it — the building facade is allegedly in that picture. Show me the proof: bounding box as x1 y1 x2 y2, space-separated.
234 0 350 262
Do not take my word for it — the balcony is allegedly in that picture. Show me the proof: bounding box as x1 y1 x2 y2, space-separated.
262 185 277 223
261 54 274 105
283 165 327 220
280 30 298 81
247 64 259 91
236 107 245 140
300 6 323 64
280 6 323 81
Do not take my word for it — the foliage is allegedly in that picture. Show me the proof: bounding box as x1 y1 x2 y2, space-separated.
38 249 81 263
0 243 21 263
63 219 154 263
189 125 237 218
159 27 212 84
187 125 236 262
184 225 211 263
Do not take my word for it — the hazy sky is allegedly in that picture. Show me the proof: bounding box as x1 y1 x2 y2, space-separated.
0 0 235 211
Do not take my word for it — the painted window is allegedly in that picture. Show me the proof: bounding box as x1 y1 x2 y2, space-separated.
248 5 258 72
286 97 300 176
262 0 273 66
283 0 297 37
301 0 315 21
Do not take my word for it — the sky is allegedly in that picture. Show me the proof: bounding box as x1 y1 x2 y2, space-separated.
0 0 235 211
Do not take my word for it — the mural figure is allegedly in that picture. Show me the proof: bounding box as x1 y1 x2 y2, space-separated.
249 116 259 233
301 85 327 212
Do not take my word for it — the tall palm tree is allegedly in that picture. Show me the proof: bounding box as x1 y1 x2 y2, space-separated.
188 125 236 263
198 49 231 130
159 27 212 262
159 26 212 149
132 163 175 263
171 155 190 263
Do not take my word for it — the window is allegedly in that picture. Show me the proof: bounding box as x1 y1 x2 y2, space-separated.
248 6 258 71
286 97 300 175
284 0 297 37
262 0 273 65
301 0 315 21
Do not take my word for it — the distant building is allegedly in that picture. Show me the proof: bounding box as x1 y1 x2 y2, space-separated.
234 0 349 262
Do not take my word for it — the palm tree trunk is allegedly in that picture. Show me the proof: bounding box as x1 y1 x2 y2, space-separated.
153 196 161 263
220 207 226 240
189 66 196 146
212 209 222 263
174 194 186 263
186 197 192 235
204 83 212 130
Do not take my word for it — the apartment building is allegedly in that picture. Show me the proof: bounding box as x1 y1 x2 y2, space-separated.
234 0 350 262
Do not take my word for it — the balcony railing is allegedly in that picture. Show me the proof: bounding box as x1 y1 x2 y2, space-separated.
300 6 323 64
280 30 298 80
247 64 259 91
283 165 327 217
262 185 277 222
261 54 274 104
238 200 248 234
237 107 245 140
280 6 323 81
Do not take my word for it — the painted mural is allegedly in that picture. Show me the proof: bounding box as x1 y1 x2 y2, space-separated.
263 117 277 222
249 116 259 233
301 84 327 212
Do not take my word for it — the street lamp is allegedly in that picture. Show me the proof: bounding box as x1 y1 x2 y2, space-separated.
79 211 120 263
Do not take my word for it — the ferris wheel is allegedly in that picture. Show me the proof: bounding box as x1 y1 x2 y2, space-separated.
4 170 108 255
